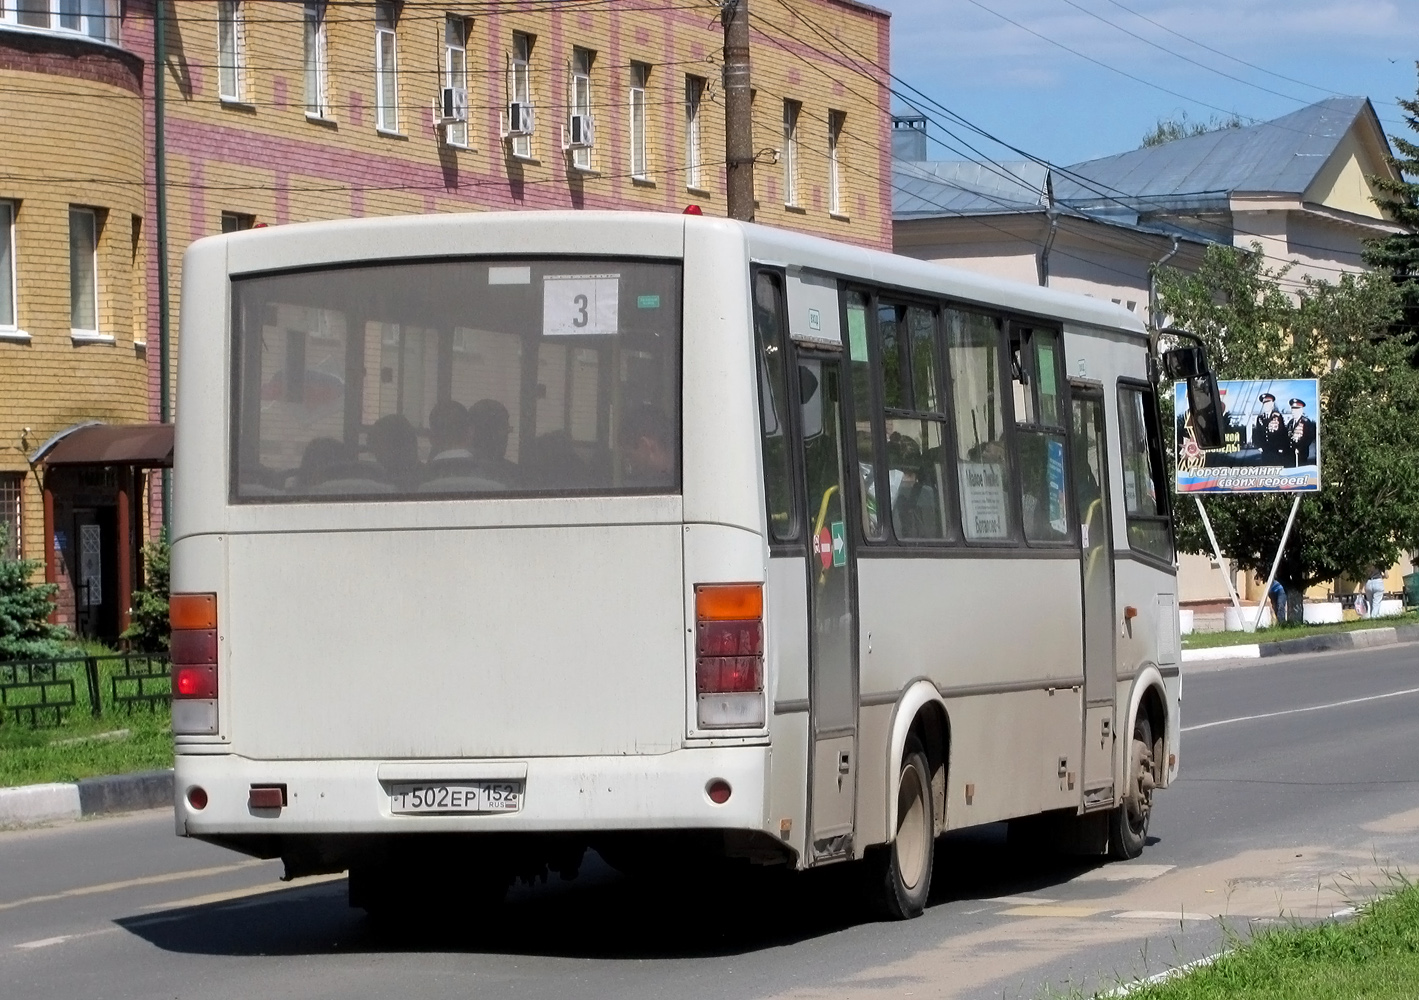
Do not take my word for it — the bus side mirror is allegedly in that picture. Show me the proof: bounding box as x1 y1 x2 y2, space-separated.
1161 346 1207 380
1184 372 1225 450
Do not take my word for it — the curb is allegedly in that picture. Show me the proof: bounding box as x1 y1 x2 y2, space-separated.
1182 623 1419 663
0 769 173 829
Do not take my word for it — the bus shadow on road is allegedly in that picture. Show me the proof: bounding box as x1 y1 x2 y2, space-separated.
115 825 1150 959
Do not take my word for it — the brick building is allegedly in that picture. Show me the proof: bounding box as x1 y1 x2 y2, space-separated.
0 0 893 639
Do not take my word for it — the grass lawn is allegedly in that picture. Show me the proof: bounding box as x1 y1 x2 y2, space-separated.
1181 610 1419 650
1107 881 1419 1000
0 642 173 787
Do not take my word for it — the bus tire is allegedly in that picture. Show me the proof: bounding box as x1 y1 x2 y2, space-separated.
1109 715 1155 860
867 737 934 920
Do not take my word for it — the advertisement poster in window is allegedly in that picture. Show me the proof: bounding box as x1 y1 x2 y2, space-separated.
1175 378 1320 493
960 461 1007 537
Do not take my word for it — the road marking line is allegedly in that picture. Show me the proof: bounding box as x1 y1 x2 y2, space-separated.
1073 864 1175 882
13 928 118 951
1113 910 1213 921
141 872 345 913
998 904 1103 917
0 860 270 914
1183 687 1419 732
984 895 1058 905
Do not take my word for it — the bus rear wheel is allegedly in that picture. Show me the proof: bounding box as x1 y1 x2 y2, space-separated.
867 738 934 920
1109 715 1155 860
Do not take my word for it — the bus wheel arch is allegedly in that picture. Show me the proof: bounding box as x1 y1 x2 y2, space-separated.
1112 667 1167 860
884 681 951 841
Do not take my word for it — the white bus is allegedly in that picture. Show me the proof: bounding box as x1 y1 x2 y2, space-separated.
170 211 1182 919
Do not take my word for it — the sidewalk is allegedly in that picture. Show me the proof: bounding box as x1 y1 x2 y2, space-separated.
1182 623 1419 662
0 770 172 829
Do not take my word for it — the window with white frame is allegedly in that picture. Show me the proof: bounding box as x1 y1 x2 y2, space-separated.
782 99 801 207
3 0 120 44
443 15 470 147
629 62 649 180
69 206 98 335
0 202 15 331
568 47 594 171
217 1 244 102
0 472 21 561
509 32 534 158
375 1 399 132
685 75 704 190
828 110 846 215
303 1 328 118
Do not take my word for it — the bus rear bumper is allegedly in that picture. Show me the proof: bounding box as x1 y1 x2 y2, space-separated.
174 745 771 839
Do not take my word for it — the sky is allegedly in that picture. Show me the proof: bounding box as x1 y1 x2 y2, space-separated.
882 0 1417 168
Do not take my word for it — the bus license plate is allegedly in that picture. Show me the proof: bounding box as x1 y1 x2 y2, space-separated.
389 782 523 814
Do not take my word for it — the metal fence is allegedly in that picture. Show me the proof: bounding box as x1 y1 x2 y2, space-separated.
0 653 170 727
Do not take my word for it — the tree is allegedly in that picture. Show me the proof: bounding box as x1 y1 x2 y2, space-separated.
1141 110 1243 148
121 535 170 652
1363 62 1419 348
0 546 71 661
1157 244 1419 619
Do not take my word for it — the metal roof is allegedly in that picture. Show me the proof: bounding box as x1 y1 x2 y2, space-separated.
1053 97 1376 208
893 159 1049 218
31 422 174 467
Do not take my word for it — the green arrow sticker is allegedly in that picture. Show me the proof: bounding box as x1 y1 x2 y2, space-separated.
830 521 847 568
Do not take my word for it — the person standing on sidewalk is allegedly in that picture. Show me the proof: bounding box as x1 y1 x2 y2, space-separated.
1364 567 1387 619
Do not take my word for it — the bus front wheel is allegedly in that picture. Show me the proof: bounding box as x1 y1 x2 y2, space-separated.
867 737 934 919
1109 715 1155 860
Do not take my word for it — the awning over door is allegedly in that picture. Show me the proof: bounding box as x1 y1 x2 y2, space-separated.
30 422 174 468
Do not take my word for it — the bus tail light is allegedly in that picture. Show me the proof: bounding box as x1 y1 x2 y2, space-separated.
695 584 765 729
171 592 219 736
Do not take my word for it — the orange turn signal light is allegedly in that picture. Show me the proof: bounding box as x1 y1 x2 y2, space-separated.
696 584 763 622
170 593 217 631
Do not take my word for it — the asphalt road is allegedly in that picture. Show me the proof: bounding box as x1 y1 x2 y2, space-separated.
3 642 1418 1000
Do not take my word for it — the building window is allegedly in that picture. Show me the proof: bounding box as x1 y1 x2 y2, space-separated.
0 473 20 561
0 201 15 331
4 0 119 44
443 15 470 148
69 207 98 335
568 46 594 171
375 1 399 132
217 1 244 102
221 212 256 233
685 76 704 190
628 62 649 180
508 32 534 158
303 1 328 118
828 110 845 215
782 99 801 207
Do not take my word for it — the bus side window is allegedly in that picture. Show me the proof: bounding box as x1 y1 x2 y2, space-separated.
754 271 799 542
1010 326 1071 545
845 290 885 541
879 301 952 542
946 309 1014 542
1117 383 1173 562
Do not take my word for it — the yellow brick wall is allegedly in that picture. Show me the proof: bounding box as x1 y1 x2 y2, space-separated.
0 63 148 567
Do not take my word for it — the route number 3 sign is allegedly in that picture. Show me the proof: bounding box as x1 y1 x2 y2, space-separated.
543 274 620 336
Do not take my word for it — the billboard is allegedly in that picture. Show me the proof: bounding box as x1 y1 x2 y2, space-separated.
1175 378 1320 493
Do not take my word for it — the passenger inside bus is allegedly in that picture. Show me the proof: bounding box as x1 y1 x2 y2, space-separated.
468 399 521 486
620 404 676 488
419 400 508 493
367 413 420 490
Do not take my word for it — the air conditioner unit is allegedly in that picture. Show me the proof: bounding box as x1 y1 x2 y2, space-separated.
503 101 534 138
433 86 468 126
564 113 595 150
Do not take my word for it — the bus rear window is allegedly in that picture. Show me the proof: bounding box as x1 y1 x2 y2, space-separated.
231 258 681 501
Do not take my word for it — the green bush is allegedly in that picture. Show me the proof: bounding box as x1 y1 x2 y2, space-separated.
0 544 72 661
121 535 170 652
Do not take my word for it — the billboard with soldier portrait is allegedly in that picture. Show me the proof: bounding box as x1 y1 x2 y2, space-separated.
1175 378 1320 493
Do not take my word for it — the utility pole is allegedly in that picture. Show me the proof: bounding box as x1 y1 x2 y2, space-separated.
722 0 754 222
155 1 172 530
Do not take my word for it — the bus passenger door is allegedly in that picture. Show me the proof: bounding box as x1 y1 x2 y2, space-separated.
796 353 859 863
1071 384 1116 810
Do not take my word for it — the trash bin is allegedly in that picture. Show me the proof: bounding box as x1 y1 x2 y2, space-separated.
1404 572 1419 608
